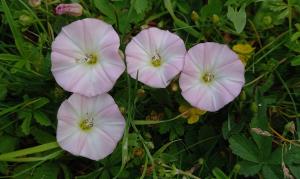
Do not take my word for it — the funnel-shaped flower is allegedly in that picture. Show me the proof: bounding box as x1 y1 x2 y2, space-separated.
56 93 125 160
179 42 245 112
51 18 125 97
125 27 186 88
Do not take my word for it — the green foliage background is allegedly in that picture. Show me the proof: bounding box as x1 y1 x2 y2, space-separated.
0 0 300 178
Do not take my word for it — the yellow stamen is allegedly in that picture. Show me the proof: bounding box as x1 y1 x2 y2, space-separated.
151 54 162 67
202 73 214 83
79 118 93 131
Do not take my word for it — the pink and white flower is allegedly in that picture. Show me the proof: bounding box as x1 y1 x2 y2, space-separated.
125 27 186 88
179 42 245 112
51 18 125 97
56 93 125 160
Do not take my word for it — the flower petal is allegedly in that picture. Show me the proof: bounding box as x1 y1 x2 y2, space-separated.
51 18 124 96
179 42 245 112
56 93 125 160
125 27 186 88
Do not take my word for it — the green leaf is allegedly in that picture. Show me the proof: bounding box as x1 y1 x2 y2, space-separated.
33 111 51 126
222 113 245 139
227 4 247 33
100 170 110 179
32 97 49 109
267 147 281 165
212 167 229 179
262 165 282 179
31 162 59 179
21 112 32 135
31 127 55 144
289 164 300 179
291 55 300 66
250 88 272 161
229 135 260 163
132 0 148 14
239 160 262 176
201 0 222 17
94 0 116 24
0 135 18 153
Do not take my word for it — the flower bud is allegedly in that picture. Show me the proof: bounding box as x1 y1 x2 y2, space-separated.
170 81 178 92
191 11 199 22
28 0 41 8
233 164 241 173
137 88 146 97
240 90 246 101
198 158 204 165
212 14 220 24
285 121 295 134
263 16 272 26
133 147 144 157
119 106 126 115
55 3 83 17
19 14 33 26
250 102 258 113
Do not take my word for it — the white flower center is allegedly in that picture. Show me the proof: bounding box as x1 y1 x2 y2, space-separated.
79 115 94 131
202 72 214 83
151 54 162 67
76 53 98 65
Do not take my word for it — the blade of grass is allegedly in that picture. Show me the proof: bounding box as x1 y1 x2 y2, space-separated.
164 0 203 39
0 150 63 162
275 70 300 139
0 142 59 160
0 150 63 178
1 0 25 56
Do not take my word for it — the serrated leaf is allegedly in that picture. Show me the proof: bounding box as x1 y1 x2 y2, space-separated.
100 170 110 179
31 127 55 144
239 160 262 176
31 162 59 179
33 97 49 109
93 0 116 24
132 0 148 14
289 164 300 178
250 88 272 160
291 55 300 66
201 0 222 17
278 9 289 19
34 111 51 126
229 135 260 163
227 4 246 33
267 148 281 165
222 114 245 139
262 165 282 179
21 112 32 135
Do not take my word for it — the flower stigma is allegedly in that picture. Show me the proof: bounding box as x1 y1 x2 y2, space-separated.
76 53 98 65
151 54 162 67
79 116 94 131
202 72 214 83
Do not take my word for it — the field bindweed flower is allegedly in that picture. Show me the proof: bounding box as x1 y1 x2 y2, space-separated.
55 3 83 17
125 27 186 88
51 18 125 97
179 42 245 112
56 93 125 160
